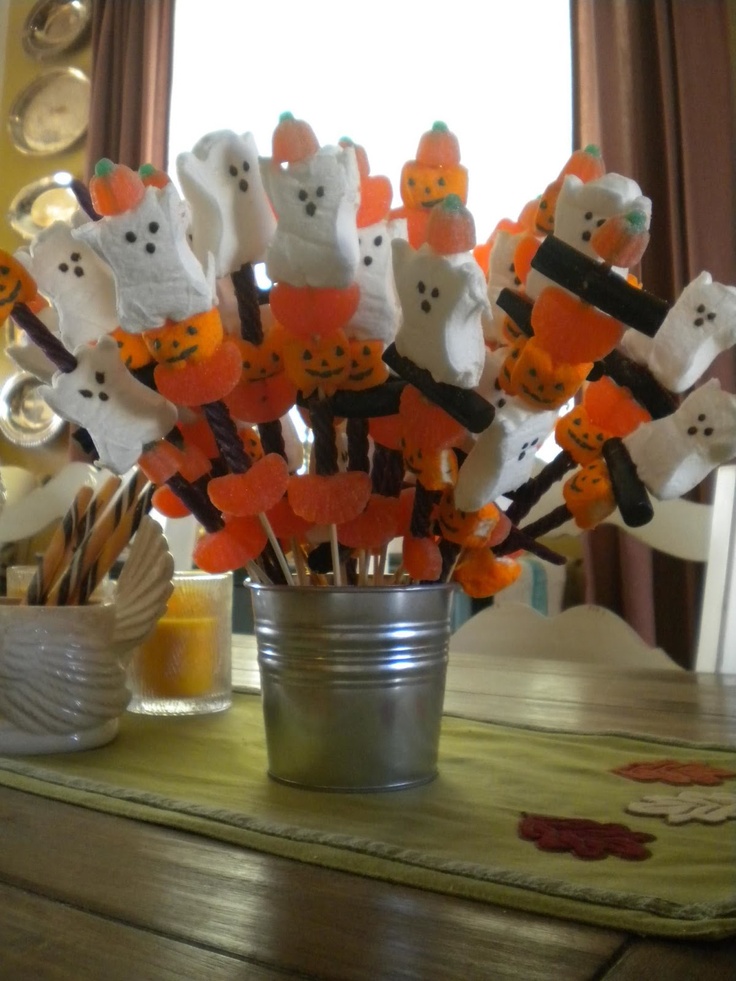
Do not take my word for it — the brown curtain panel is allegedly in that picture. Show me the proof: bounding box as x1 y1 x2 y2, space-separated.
570 0 736 667
85 0 175 178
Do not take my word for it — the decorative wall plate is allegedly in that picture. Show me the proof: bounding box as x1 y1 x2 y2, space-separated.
0 371 66 448
8 174 79 240
22 0 92 60
7 67 90 156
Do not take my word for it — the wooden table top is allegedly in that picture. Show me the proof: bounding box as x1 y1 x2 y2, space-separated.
1 633 734 980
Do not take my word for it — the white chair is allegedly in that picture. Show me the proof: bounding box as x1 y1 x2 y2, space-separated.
459 459 731 673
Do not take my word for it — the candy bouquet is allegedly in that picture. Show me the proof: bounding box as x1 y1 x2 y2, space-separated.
3 114 736 605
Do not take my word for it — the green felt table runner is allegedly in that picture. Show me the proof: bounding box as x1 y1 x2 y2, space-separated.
0 693 734 939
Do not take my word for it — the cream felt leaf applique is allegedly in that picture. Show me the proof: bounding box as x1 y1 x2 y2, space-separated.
626 790 736 825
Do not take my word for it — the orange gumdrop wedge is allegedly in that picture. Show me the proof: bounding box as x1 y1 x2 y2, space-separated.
225 372 297 425
208 453 290 516
193 515 268 573
151 485 192 519
178 416 219 460
399 384 466 451
288 471 372 525
357 174 393 228
369 414 403 451
402 535 442 582
531 286 624 364
154 339 243 406
337 494 402 551
270 282 360 339
454 550 522 599
512 234 541 286
584 376 651 435
265 495 312 540
138 441 185 485
177 441 212 483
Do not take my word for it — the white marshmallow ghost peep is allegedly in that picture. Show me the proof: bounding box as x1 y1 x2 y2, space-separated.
73 181 215 333
40 335 178 473
176 130 276 278
346 217 406 345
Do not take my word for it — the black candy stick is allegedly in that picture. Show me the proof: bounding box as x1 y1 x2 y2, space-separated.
503 450 577 526
530 236 670 337
602 437 654 528
70 178 101 221
383 343 495 433
598 349 679 420
496 288 535 338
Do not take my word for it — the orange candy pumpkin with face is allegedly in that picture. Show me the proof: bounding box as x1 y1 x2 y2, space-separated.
563 459 616 530
236 323 286 383
503 337 591 410
401 434 458 491
453 549 522 599
342 338 389 391
0 250 38 324
111 326 153 370
143 307 224 367
556 377 651 465
282 329 351 397
437 493 500 549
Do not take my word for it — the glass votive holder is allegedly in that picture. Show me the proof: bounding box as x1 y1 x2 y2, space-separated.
6 564 38 600
126 570 233 716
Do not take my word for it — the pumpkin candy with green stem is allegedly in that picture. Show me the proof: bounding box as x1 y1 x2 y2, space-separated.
89 158 146 216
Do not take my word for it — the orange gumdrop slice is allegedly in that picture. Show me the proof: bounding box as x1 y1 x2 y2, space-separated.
153 339 243 406
265 495 312 540
531 286 624 364
397 487 416 535
151 484 192 519
288 471 372 525
337 495 401 551
208 453 290 516
512 234 540 286
584 376 651 436
193 515 267 573
178 416 219 459
270 282 360 339
138 441 184 484
454 550 522 599
225 372 297 424
369 414 403 451
399 384 466 451
177 441 212 482
357 174 393 228
402 535 442 582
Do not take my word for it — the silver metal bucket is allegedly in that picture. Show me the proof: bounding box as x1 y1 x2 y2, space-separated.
250 584 455 792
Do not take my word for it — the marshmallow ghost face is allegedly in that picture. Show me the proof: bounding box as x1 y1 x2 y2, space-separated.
177 130 276 278
73 184 215 333
346 218 406 344
19 222 119 349
644 272 736 393
40 335 178 474
261 144 360 289
623 379 736 499
453 404 557 511
392 240 490 389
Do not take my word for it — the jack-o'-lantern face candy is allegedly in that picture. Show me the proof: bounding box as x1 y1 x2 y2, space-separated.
282 329 351 397
111 326 154 370
143 307 224 367
400 122 468 211
555 405 609 465
437 493 500 549
505 339 590 410
342 338 389 391
401 433 458 491
0 250 38 324
237 323 286 383
563 459 616 529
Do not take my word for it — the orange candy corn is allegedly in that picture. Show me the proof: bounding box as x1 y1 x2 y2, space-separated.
208 453 290 517
288 471 372 525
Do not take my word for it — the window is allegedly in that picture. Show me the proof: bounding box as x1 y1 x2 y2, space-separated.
168 0 572 240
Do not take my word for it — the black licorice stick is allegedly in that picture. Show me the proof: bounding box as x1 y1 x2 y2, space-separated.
530 236 670 336
329 376 406 418
598 349 678 420
504 450 577 526
602 437 654 528
493 524 568 565
495 288 535 338
11 303 78 373
70 178 101 221
382 344 495 433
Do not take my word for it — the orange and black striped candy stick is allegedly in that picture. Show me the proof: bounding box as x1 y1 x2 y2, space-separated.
76 482 154 604
47 469 147 605
23 484 94 606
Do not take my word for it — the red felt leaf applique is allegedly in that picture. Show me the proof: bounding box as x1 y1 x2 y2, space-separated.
518 814 655 861
612 760 736 787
